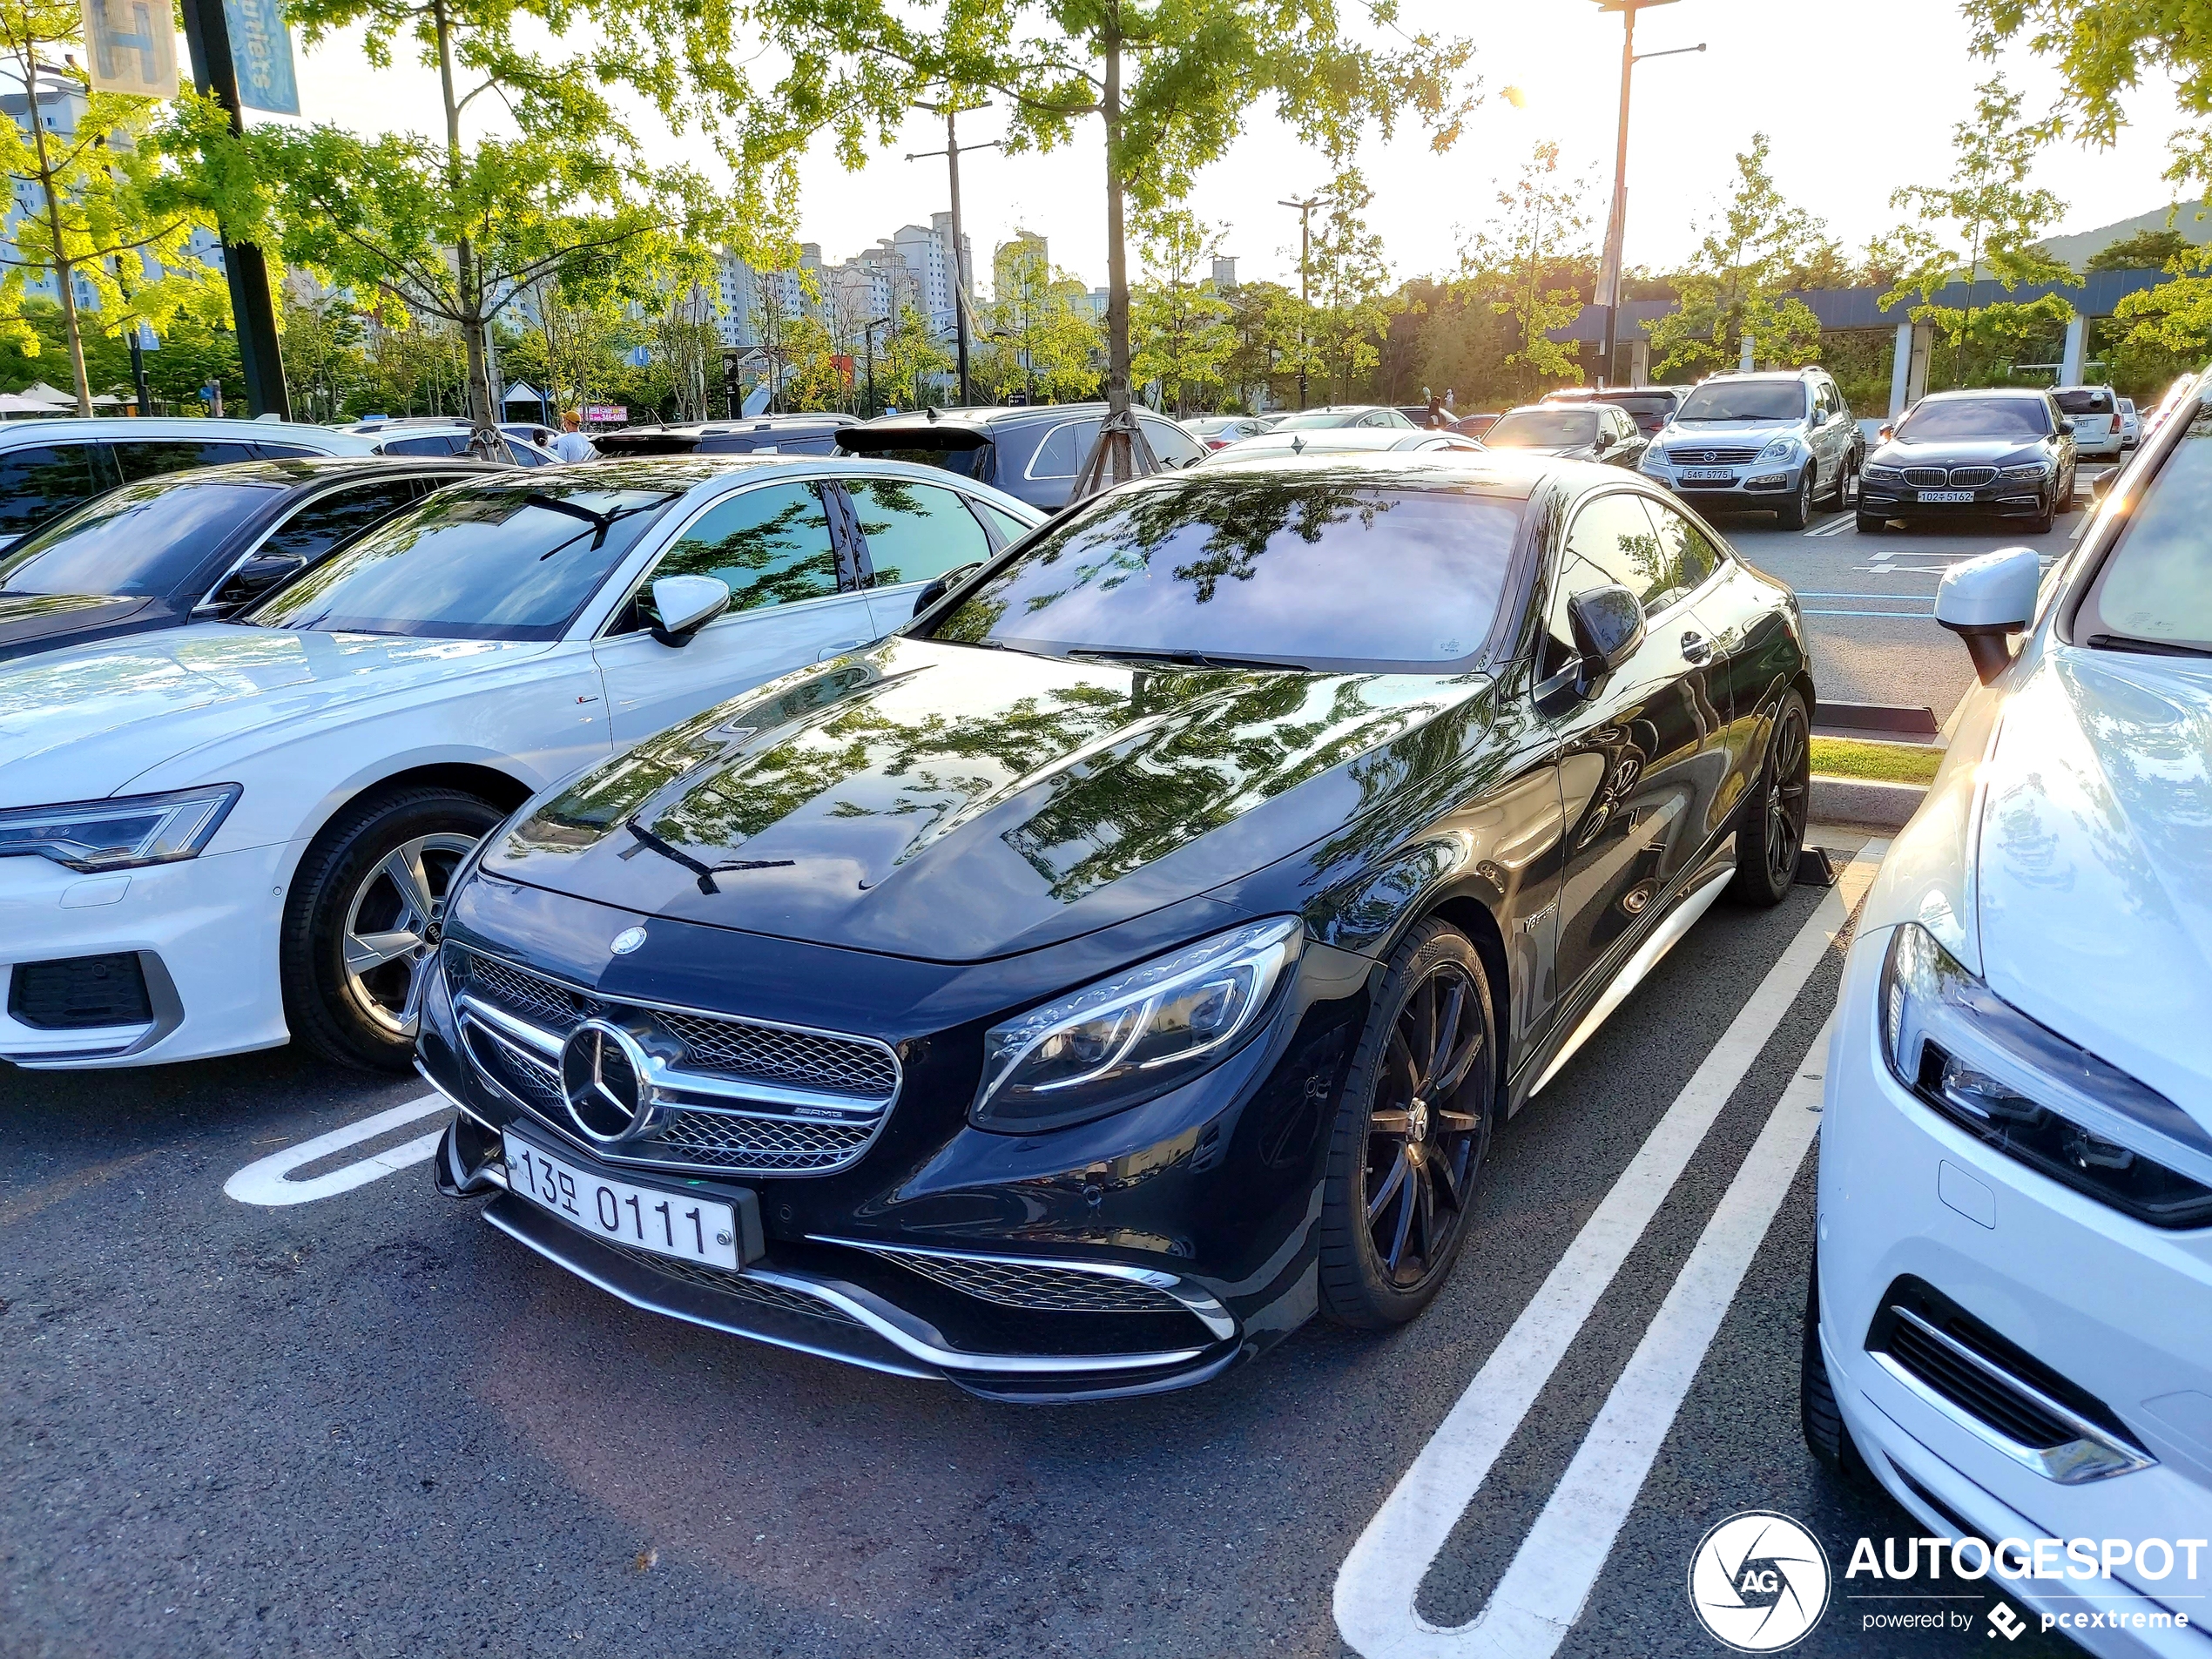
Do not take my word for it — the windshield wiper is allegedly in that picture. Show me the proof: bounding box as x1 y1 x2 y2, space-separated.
1064 646 1306 671
619 819 792 895
2084 631 2212 659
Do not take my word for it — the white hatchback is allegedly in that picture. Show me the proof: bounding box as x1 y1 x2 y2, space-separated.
0 457 1039 1072
1806 377 2212 1655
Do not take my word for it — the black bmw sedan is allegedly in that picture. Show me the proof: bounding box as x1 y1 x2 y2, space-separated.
422 452 1814 1399
1857 387 2077 533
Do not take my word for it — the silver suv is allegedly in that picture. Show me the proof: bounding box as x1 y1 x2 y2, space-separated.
1638 368 1860 529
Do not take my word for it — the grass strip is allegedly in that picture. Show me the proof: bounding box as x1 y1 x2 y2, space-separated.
1811 735 1943 786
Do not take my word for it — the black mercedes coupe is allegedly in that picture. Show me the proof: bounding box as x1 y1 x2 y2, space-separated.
421 451 1814 1400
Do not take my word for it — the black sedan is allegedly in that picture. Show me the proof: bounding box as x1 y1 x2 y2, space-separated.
0 456 496 661
1858 387 2077 533
837 404 1208 509
422 452 1813 1399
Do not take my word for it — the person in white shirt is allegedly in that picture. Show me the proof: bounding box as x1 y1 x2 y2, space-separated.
550 411 597 463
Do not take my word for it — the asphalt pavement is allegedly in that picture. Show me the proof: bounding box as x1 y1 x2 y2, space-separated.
2 831 2084 1659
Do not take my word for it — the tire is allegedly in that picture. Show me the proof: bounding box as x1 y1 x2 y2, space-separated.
1318 919 1497 1329
1729 689 1810 907
2030 496 2055 535
280 786 502 1070
1829 449 1857 509
1802 1251 1873 1482
1775 465 1814 530
1854 511 1884 534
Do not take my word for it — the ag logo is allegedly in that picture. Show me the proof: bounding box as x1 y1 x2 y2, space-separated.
1688 1511 1831 1652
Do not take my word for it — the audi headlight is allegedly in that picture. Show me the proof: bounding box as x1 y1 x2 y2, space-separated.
0 784 240 872
1757 437 1798 462
2000 462 2052 481
972 916 1303 1133
1878 923 2212 1228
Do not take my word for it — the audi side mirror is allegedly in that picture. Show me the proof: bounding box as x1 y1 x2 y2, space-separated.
1568 583 1646 676
648 574 732 647
912 560 983 618
1936 546 2040 685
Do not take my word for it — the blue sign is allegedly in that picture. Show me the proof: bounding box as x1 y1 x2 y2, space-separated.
222 0 297 114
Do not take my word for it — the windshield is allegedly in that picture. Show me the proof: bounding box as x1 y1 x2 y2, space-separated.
1486 410 1597 447
243 480 677 639
922 473 1521 670
0 478 280 598
2078 408 2212 655
1895 398 2051 442
2055 388 2114 415
1676 382 1806 421
1270 410 1362 429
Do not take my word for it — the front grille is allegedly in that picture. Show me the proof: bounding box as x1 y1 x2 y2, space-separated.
871 1249 1187 1316
1947 465 1997 487
465 1024 565 1116
657 1008 896 1098
604 1240 857 1325
7 953 152 1029
1668 445 1758 464
466 951 596 1028
652 1109 875 1172
1885 1315 2075 1450
1903 466 1949 488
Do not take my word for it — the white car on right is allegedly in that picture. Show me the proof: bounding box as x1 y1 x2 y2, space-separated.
1805 372 2212 1654
2055 384 2127 459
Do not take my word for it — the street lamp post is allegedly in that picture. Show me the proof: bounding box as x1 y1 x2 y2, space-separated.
1278 192 1330 410
909 105 1001 408
1593 1 1703 388
862 314 891 415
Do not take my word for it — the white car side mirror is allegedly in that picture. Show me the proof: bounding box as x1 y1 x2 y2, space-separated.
649 574 732 647
1935 546 2040 685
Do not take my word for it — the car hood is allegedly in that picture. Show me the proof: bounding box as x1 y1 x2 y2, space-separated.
0 590 158 654
1487 442 1595 461
1661 420 1803 448
1975 645 2212 1116
1871 438 2043 468
0 624 553 806
484 637 1495 962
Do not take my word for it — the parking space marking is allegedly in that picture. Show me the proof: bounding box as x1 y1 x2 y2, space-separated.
1802 515 1854 538
222 1095 449 1207
1334 844 1883 1659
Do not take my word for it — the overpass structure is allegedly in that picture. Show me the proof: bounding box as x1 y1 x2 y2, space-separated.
1554 266 2174 412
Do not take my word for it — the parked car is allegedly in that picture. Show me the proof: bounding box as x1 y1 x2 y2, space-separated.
1452 412 1502 440
1804 371 2212 1655
593 415 860 459
0 457 495 663
1856 388 2076 535
1479 402 1649 469
334 417 559 465
2053 385 2124 459
837 404 1207 509
1638 368 1860 530
421 449 1815 1398
0 416 381 553
2118 395 2141 448
1264 405 1417 432
0 457 1042 1074
1395 406 1452 428
2140 374 2198 446
1201 428 1485 462
1540 384 1683 436
1185 415 1270 450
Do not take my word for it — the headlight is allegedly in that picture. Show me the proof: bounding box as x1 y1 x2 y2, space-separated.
1878 923 2212 1228
1638 453 1667 472
1757 437 1798 462
2000 462 2051 481
1862 464 1903 485
0 784 240 872
972 916 1303 1133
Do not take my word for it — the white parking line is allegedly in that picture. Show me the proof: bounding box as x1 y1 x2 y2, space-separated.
1802 515 1854 538
1334 845 1882 1659
223 1095 449 1207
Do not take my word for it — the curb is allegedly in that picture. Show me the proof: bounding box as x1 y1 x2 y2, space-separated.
1811 775 1925 833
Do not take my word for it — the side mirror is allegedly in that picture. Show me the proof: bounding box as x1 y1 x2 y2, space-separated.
1568 583 1646 676
2060 418 2077 435
1935 546 2040 685
208 553 306 612
2091 469 2118 502
1878 423 1895 442
912 560 983 617
648 574 731 646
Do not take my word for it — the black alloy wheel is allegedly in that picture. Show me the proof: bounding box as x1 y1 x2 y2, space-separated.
1730 690 1811 907
1319 920 1496 1327
1776 465 1814 530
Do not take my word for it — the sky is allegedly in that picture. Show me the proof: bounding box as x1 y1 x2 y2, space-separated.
267 0 2195 294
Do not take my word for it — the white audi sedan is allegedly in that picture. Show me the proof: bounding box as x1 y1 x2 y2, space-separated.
1806 377 2212 1652
0 458 1040 1072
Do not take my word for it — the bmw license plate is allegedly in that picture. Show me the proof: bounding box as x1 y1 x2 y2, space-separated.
503 1130 741 1269
1917 489 1974 503
1681 468 1735 482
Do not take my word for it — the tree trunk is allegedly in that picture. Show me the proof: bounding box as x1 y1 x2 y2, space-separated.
22 64 91 415
1102 24 1130 421
433 0 493 426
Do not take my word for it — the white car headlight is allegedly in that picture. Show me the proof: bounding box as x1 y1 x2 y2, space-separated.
973 916 1303 1132
1757 437 1798 462
0 785 241 872
1878 922 2212 1228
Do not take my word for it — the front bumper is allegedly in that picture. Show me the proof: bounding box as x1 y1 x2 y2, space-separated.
1817 926 2212 1656
1857 477 2054 520
0 841 293 1068
1641 456 1804 504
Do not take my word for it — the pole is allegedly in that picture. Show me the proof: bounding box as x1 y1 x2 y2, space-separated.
1278 193 1326 410
129 324 149 415
177 0 289 419
1595 5 1635 388
946 111 972 406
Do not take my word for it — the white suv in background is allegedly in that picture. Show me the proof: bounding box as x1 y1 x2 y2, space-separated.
1804 373 2212 1654
2054 385 2125 459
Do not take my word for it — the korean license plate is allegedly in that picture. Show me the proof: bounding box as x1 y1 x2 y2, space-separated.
503 1130 740 1269
1918 489 1974 503
1681 468 1735 482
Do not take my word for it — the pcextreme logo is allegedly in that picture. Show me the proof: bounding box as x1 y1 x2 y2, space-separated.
1688 1511 1832 1652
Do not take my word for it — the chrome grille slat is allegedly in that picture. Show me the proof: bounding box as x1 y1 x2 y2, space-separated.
871 1250 1187 1316
1903 466 1949 488
1667 445 1758 465
603 1241 858 1325
1946 465 1997 487
657 1008 895 1097
650 1109 874 1171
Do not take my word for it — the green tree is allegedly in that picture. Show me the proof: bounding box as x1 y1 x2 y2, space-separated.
1460 141 1590 399
281 285 370 421
878 301 952 408
977 239 1099 403
1130 207 1234 415
2086 226 2196 272
904 0 1471 474
1646 133 1824 376
1221 278 1300 410
1305 164 1396 404
1876 77 2074 387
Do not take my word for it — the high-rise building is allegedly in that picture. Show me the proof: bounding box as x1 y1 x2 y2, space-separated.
1211 256 1238 292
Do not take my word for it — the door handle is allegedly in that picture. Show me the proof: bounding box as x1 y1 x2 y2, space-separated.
1680 631 1713 664
816 638 870 661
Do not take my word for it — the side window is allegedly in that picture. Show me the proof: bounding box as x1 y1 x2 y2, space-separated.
502 439 552 466
631 481 840 629
111 439 254 480
382 433 469 457
1139 416 1205 469
259 480 424 563
253 442 325 461
0 443 112 538
1026 420 1100 481
1635 497 1721 613
972 499 1033 545
1561 493 1669 613
846 477 992 586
